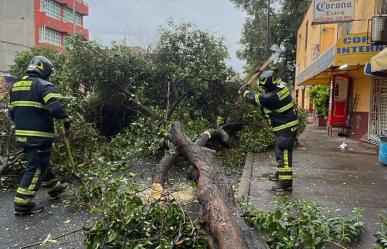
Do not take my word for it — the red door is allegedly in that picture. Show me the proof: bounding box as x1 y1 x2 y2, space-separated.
328 74 350 126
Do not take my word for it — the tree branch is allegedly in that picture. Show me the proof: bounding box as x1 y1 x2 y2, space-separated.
0 150 23 176
122 88 159 120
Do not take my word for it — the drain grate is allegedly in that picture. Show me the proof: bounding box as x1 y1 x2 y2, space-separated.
361 134 380 145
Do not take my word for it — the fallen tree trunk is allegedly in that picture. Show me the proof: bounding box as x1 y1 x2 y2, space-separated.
152 122 242 188
164 122 268 249
152 127 231 188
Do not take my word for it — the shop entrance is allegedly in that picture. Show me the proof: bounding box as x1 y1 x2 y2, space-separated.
327 74 350 136
368 77 387 144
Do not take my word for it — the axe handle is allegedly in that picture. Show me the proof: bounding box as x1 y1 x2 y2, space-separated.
246 51 280 86
59 120 82 182
247 71 261 86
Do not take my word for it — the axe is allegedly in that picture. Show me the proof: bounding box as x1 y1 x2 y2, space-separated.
59 120 82 183
239 44 283 93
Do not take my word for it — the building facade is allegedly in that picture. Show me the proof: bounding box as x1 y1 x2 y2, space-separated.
0 0 89 74
295 0 387 143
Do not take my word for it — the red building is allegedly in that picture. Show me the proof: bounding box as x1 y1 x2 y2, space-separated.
35 0 89 47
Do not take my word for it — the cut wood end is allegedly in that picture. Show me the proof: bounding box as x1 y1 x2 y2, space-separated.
150 183 164 200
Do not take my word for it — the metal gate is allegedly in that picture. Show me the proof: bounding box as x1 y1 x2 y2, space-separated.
367 77 387 144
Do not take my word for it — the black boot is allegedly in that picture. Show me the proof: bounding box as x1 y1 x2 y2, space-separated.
48 182 69 200
269 172 278 181
15 202 44 216
271 181 292 192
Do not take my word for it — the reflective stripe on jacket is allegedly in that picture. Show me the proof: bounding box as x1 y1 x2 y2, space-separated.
243 86 299 133
9 75 67 144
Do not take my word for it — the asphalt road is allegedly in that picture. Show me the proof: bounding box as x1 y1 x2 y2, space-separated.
0 187 91 249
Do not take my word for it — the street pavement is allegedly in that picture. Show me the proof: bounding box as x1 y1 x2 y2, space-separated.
238 126 387 249
0 158 159 249
0 189 90 249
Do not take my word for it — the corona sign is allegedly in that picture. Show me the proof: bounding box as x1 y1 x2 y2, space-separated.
313 0 354 24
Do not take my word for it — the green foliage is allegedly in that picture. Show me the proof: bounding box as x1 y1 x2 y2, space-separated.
67 134 208 248
374 216 387 249
297 108 308 135
51 98 102 180
0 110 24 188
86 195 208 249
8 46 66 82
230 0 310 83
239 122 274 152
308 85 330 117
242 199 364 249
3 21 273 188
238 103 274 152
8 24 241 137
109 117 168 157
146 21 237 123
73 160 208 249
64 36 152 136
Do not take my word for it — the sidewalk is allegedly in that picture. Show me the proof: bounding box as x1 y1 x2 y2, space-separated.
238 127 387 249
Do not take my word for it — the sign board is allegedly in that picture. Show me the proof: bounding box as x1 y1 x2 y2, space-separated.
313 0 355 24
334 32 387 66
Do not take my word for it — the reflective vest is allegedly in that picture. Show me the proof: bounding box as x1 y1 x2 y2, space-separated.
9 75 67 145
243 86 299 133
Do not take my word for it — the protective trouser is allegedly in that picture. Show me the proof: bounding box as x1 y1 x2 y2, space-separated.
15 143 60 208
274 130 296 183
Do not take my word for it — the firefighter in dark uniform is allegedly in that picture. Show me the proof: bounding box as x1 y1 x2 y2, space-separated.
241 70 298 191
9 56 70 215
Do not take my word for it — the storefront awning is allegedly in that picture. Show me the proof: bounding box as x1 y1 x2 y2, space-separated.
295 46 335 85
364 63 387 77
296 33 387 85
303 71 332 85
370 47 387 72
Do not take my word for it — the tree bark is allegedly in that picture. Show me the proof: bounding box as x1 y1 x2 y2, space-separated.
165 122 268 249
0 156 8 176
152 128 231 188
122 88 159 120
129 96 158 120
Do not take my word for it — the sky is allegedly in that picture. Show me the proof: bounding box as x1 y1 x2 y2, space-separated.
83 0 246 73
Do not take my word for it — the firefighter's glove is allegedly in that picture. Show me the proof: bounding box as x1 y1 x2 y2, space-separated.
238 83 249 95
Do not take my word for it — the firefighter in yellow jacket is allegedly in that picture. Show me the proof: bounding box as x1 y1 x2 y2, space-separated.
9 56 69 215
241 70 298 191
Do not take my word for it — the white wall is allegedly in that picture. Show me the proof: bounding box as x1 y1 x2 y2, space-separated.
0 0 35 74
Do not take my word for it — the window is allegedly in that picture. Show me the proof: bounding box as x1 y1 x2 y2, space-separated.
342 22 352 35
40 0 61 20
380 0 387 14
305 21 308 51
63 8 82 26
39 26 62 46
63 8 73 22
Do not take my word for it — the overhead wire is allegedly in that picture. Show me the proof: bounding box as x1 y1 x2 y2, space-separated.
0 40 33 49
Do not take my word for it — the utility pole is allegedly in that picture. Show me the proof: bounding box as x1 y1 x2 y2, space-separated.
266 0 270 60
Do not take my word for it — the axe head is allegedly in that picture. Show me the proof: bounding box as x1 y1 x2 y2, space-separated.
270 44 282 53
268 44 283 62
